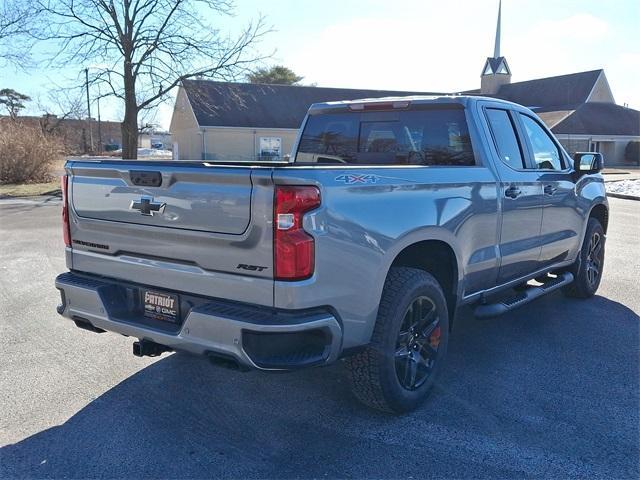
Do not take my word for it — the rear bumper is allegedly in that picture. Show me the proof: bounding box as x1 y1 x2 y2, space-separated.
55 272 343 370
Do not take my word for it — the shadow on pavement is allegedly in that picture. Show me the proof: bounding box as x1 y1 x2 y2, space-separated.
2 294 639 479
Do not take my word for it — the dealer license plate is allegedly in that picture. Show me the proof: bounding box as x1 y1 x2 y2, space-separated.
142 289 180 323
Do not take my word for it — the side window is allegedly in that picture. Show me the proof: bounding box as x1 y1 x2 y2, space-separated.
519 114 564 170
485 108 524 169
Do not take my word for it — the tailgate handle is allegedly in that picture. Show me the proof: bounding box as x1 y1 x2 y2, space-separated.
130 171 162 187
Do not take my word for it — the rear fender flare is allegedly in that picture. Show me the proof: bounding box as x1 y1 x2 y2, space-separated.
362 227 463 341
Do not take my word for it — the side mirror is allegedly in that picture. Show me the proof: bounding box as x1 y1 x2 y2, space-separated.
574 152 604 174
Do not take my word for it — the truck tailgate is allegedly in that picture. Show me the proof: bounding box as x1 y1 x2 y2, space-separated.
66 161 275 306
72 163 252 234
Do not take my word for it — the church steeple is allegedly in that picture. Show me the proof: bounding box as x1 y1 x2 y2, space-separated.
494 0 502 58
481 0 512 94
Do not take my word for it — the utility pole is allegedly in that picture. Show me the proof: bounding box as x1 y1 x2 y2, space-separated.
97 95 102 154
85 68 94 153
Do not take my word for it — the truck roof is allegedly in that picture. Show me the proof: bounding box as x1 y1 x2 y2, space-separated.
307 94 522 114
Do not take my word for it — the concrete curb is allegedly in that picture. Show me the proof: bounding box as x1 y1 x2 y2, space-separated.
603 176 640 183
607 192 640 201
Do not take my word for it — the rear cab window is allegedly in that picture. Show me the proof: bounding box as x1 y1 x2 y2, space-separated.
295 106 476 166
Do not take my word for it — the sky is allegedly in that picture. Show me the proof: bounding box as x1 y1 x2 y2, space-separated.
2 0 639 129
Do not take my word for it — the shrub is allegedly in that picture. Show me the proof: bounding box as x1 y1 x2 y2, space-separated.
0 121 64 184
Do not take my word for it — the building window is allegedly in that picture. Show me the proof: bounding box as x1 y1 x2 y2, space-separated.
496 63 509 74
259 137 282 160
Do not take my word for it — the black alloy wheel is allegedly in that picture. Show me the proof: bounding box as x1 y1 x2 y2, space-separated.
585 231 603 288
346 268 449 413
394 296 442 391
563 217 605 298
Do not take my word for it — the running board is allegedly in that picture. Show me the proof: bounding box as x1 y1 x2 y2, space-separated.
474 272 574 319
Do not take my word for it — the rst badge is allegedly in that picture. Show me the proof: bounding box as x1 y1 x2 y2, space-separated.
237 264 268 272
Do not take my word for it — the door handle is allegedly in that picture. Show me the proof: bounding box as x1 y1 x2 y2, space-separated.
504 186 522 199
544 184 557 195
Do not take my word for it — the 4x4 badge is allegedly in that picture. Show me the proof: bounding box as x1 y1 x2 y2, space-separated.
335 173 380 184
129 196 166 216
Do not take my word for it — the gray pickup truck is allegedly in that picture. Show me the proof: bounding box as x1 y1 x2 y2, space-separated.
55 95 608 412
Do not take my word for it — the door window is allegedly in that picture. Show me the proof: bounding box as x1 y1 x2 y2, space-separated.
485 108 524 169
519 114 564 170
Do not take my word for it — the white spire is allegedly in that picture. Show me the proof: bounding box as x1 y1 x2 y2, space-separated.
493 0 502 58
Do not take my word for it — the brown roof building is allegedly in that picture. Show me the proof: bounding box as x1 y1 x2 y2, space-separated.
170 1 639 165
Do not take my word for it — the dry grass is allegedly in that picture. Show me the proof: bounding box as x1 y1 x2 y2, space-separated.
52 158 67 174
0 180 61 197
0 121 65 184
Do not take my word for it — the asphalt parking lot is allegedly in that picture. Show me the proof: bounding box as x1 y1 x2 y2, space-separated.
0 196 638 479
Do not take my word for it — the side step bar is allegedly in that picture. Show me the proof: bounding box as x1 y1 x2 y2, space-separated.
474 272 574 319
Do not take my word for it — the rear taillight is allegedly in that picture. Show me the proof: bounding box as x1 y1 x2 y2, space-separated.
274 185 321 280
61 175 71 247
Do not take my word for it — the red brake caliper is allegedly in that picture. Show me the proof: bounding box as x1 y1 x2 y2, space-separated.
429 326 442 349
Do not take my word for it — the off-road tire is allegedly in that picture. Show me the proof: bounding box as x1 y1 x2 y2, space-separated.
563 217 605 298
345 267 449 413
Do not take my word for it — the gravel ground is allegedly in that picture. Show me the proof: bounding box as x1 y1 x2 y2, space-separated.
0 197 638 479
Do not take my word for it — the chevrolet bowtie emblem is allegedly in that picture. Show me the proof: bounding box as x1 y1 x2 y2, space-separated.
129 196 166 216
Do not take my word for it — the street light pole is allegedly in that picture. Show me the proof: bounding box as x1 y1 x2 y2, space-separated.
97 94 102 154
85 68 94 153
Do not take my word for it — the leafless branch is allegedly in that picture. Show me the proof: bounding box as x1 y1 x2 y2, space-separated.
36 87 87 134
33 0 270 158
0 0 39 66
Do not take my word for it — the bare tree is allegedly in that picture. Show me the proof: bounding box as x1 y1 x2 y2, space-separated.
0 0 35 66
36 0 269 159
36 88 86 135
